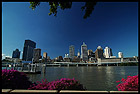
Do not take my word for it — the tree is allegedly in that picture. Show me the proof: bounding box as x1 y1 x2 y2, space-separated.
29 1 97 19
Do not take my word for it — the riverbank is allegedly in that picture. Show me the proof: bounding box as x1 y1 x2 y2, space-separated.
118 62 138 66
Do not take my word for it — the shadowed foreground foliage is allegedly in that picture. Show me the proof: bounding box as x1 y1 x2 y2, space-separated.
29 1 97 19
2 69 33 89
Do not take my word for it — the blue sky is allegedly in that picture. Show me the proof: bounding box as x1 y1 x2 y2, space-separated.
2 2 138 59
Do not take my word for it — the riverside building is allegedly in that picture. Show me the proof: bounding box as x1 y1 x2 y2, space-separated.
22 39 36 61
69 45 75 59
33 48 42 63
43 52 47 58
118 52 123 58
57 56 63 62
88 49 95 62
12 49 20 58
88 49 95 58
42 52 47 62
95 46 104 59
77 49 80 58
81 42 88 61
104 47 113 58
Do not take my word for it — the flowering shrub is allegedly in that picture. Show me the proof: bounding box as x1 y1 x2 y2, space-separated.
116 75 138 91
2 69 33 89
28 78 86 90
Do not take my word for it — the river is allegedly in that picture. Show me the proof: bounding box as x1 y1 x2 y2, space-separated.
23 66 138 91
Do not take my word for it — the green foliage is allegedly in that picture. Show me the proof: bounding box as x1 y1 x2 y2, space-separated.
29 2 40 10
81 2 97 19
29 1 97 19
119 62 138 66
2 69 33 89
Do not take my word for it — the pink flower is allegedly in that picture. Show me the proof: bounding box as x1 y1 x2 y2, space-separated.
116 75 138 91
116 81 120 83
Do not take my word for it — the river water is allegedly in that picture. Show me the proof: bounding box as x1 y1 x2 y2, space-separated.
24 66 138 91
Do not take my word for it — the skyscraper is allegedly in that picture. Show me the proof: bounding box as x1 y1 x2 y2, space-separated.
65 54 69 58
88 49 95 59
77 49 80 58
22 39 36 61
118 52 123 58
81 42 88 61
43 52 47 58
69 45 75 59
12 49 20 58
33 48 41 63
104 47 113 58
95 46 104 59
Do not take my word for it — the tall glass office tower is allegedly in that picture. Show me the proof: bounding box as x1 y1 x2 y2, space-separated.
12 49 20 58
81 42 88 61
33 48 41 63
69 45 75 59
22 39 36 61
95 46 104 59
104 47 113 58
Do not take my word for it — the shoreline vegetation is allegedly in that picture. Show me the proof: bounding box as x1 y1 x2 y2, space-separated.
118 62 138 66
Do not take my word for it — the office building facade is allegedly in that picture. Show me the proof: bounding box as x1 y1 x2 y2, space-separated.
22 40 36 61
43 52 47 58
88 49 95 58
77 49 80 58
33 48 41 63
95 46 104 59
12 49 20 58
65 54 69 58
42 52 47 62
81 42 88 61
118 52 123 58
69 45 75 59
104 47 113 58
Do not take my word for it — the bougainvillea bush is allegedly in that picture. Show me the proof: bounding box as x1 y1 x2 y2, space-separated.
116 75 138 91
2 69 33 89
28 78 86 90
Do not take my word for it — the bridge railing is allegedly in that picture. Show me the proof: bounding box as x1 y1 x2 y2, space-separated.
2 89 138 93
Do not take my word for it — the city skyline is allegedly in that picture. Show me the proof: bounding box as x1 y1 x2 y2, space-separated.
2 2 138 59
2 40 136 60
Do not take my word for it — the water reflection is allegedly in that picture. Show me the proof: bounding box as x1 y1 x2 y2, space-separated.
120 67 126 75
2 66 138 91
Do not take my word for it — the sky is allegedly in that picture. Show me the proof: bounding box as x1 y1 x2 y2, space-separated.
2 2 138 59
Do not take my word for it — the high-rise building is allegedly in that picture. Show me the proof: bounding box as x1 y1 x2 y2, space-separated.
118 52 123 58
95 46 104 59
81 42 88 61
47 56 50 60
43 52 47 62
69 45 75 59
43 52 47 58
88 49 95 58
88 49 93 56
64 54 71 62
65 54 69 58
33 48 41 63
104 47 113 58
77 49 80 58
22 39 36 61
12 49 20 58
58 56 63 61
